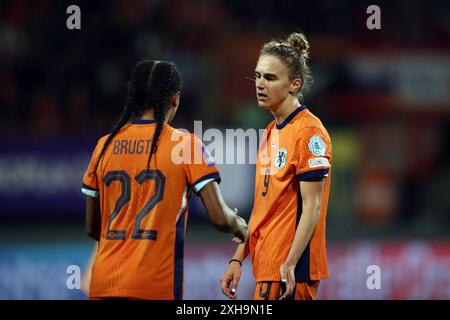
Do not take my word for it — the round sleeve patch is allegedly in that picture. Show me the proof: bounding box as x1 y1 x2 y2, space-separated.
308 135 326 156
202 146 216 166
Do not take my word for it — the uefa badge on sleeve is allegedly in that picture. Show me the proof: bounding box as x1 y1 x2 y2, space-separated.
202 146 216 167
308 135 326 156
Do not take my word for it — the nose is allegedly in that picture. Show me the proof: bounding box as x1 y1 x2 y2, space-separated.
256 78 265 90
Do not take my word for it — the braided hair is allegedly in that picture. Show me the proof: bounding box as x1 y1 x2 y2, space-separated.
92 60 182 173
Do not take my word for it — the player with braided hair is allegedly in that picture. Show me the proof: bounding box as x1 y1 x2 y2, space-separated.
81 60 247 300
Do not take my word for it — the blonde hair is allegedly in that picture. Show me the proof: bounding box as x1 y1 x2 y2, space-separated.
260 32 312 103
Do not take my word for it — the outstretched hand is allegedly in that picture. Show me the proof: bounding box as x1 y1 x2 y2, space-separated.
231 208 247 242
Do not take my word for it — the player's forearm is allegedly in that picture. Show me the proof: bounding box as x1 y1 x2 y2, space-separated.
207 205 236 233
222 206 242 233
86 227 100 241
85 196 101 241
199 182 239 232
232 238 250 262
284 203 321 266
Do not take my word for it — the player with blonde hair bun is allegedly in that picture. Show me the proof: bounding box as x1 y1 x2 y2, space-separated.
221 32 332 300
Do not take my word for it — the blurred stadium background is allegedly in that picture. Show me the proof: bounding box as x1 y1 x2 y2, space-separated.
1 0 449 299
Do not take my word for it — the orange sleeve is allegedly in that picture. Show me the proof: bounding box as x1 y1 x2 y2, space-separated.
295 127 332 181
183 133 220 194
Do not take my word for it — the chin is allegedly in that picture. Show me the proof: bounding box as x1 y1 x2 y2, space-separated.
257 100 269 109
258 101 276 112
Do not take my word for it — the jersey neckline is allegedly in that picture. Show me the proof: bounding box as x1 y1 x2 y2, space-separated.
276 104 306 130
132 119 157 125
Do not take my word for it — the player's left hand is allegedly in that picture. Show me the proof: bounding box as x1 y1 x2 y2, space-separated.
279 262 295 300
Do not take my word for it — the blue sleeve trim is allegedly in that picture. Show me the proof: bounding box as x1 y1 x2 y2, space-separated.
297 169 329 181
192 172 221 194
82 183 99 191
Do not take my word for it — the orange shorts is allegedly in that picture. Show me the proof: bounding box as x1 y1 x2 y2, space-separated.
254 280 320 300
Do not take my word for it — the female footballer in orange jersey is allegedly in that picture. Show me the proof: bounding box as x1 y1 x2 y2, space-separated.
81 60 247 300
220 32 332 300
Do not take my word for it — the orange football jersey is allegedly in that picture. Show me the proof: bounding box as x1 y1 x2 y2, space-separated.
249 104 332 282
81 119 219 299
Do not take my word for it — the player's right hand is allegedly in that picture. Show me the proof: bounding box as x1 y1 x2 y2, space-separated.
220 261 242 300
231 208 248 243
233 215 247 243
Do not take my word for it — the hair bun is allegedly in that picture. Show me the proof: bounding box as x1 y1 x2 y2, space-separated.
287 32 309 59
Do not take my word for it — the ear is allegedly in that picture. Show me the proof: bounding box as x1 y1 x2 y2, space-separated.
289 78 301 95
171 91 180 108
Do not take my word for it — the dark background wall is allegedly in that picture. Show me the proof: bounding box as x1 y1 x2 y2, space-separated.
0 0 449 299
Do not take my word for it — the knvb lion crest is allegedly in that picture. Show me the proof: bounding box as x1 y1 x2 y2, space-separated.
274 148 287 169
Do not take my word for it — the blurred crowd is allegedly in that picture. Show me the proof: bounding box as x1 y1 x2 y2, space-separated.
0 0 449 236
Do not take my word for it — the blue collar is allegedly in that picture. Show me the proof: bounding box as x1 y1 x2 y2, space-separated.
133 119 157 124
276 104 306 129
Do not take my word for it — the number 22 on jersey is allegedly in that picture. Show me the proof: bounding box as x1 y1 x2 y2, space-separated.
103 169 165 240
